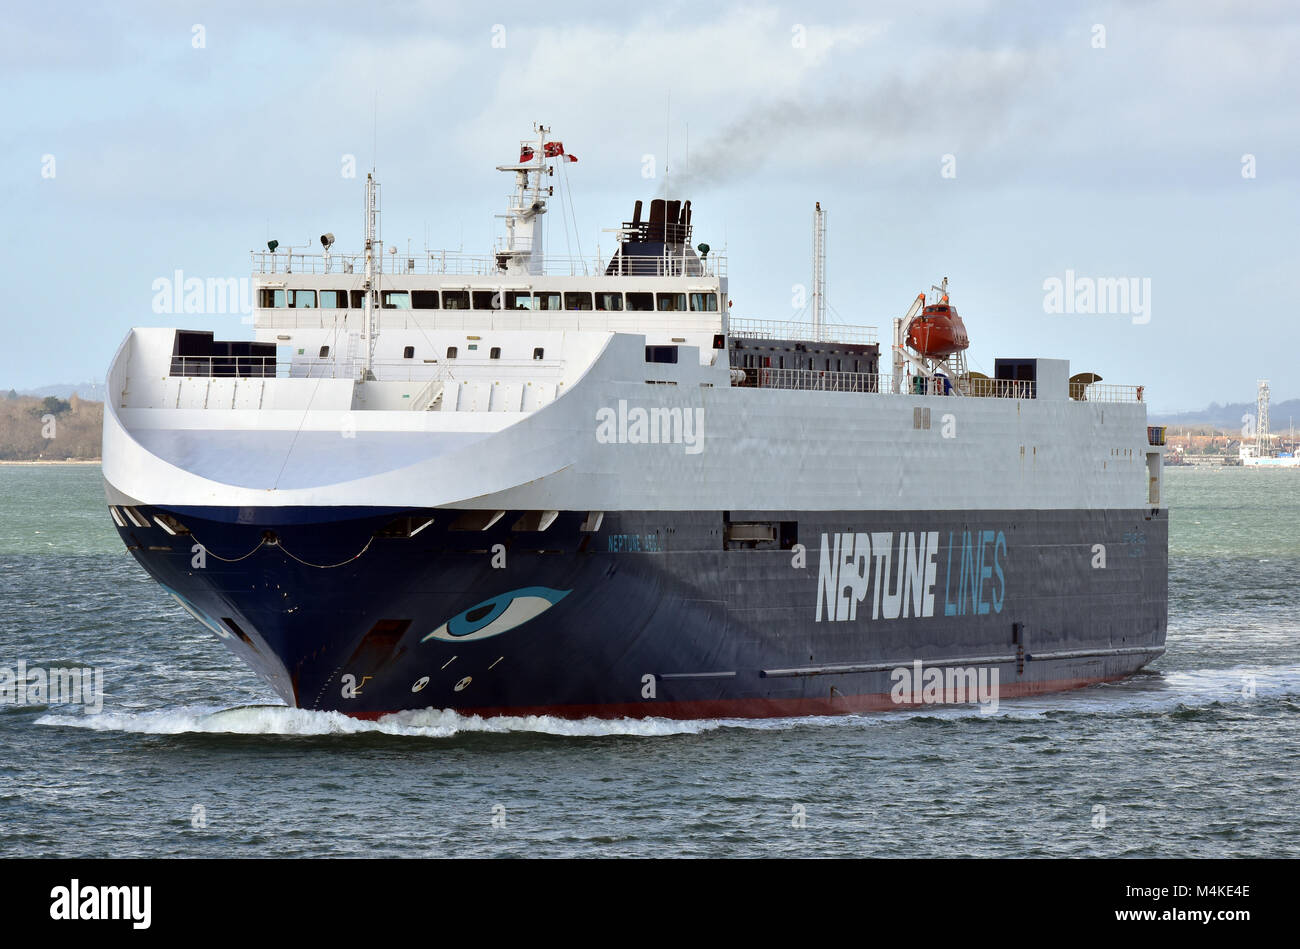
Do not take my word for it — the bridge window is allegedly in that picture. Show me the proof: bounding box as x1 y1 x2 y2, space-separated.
534 292 562 310
656 292 687 312
319 290 347 308
446 346 458 359
412 290 439 309
506 291 534 310
403 346 414 359
564 292 593 310
472 290 498 310
290 289 316 308
689 292 719 312
595 292 623 311
319 345 330 358
442 290 469 310
350 290 368 308
381 291 410 309
490 347 501 359
259 288 287 308
627 292 653 311
533 347 544 360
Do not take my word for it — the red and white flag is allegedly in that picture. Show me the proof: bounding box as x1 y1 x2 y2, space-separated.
544 141 578 162
519 145 534 163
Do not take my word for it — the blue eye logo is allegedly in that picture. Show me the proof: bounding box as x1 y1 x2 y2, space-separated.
422 586 571 643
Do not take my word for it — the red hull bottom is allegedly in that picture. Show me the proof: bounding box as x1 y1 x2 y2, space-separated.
349 671 1138 722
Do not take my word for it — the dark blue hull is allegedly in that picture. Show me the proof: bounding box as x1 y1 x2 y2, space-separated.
112 504 1168 718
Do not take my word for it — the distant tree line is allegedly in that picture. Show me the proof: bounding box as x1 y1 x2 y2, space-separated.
0 394 102 460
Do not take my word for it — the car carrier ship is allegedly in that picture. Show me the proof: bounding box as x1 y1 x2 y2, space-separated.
102 125 1168 719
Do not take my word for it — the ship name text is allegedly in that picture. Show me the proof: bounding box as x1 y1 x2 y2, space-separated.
815 529 1008 623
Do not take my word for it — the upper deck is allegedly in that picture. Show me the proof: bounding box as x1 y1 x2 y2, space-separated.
231 126 1143 410
250 249 726 279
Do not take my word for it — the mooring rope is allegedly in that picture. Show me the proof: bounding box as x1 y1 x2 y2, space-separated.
188 533 374 569
191 537 267 563
275 535 375 569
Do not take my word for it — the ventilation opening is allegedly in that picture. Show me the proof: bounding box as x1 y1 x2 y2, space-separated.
511 510 559 532
448 510 506 531
490 347 501 359
403 346 415 359
375 515 435 538
319 345 330 358
533 347 544 360
109 507 126 528
152 512 191 536
123 506 151 528
580 511 604 533
446 346 458 359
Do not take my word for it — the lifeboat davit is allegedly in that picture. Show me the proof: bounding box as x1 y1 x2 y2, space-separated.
906 298 969 359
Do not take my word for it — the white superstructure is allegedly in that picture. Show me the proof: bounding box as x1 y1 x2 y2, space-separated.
103 128 1160 516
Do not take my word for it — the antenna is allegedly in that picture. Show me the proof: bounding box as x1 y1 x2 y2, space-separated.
360 171 379 383
665 92 671 204
812 202 826 341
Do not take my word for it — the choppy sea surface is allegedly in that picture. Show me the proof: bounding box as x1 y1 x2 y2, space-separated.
1 464 1296 857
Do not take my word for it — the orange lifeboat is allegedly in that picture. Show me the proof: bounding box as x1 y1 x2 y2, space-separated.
906 296 969 359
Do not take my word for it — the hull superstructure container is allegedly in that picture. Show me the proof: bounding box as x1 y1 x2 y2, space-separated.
103 126 1167 718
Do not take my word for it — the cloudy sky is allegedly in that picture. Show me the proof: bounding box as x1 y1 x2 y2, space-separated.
2 0 1296 410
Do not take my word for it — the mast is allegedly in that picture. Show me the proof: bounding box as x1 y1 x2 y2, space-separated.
495 123 550 275
531 123 547 272
811 202 827 342
361 171 380 382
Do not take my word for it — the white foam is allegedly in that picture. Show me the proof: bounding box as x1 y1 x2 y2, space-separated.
32 664 1300 737
34 704 733 738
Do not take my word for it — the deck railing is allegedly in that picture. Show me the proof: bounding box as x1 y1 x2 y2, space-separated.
169 356 285 378
729 318 878 346
166 353 1142 404
169 355 560 383
736 369 1147 401
751 367 888 392
1070 382 1144 402
251 250 725 279
967 377 1037 400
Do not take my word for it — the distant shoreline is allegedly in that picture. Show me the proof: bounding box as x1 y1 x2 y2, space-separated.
0 459 101 465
